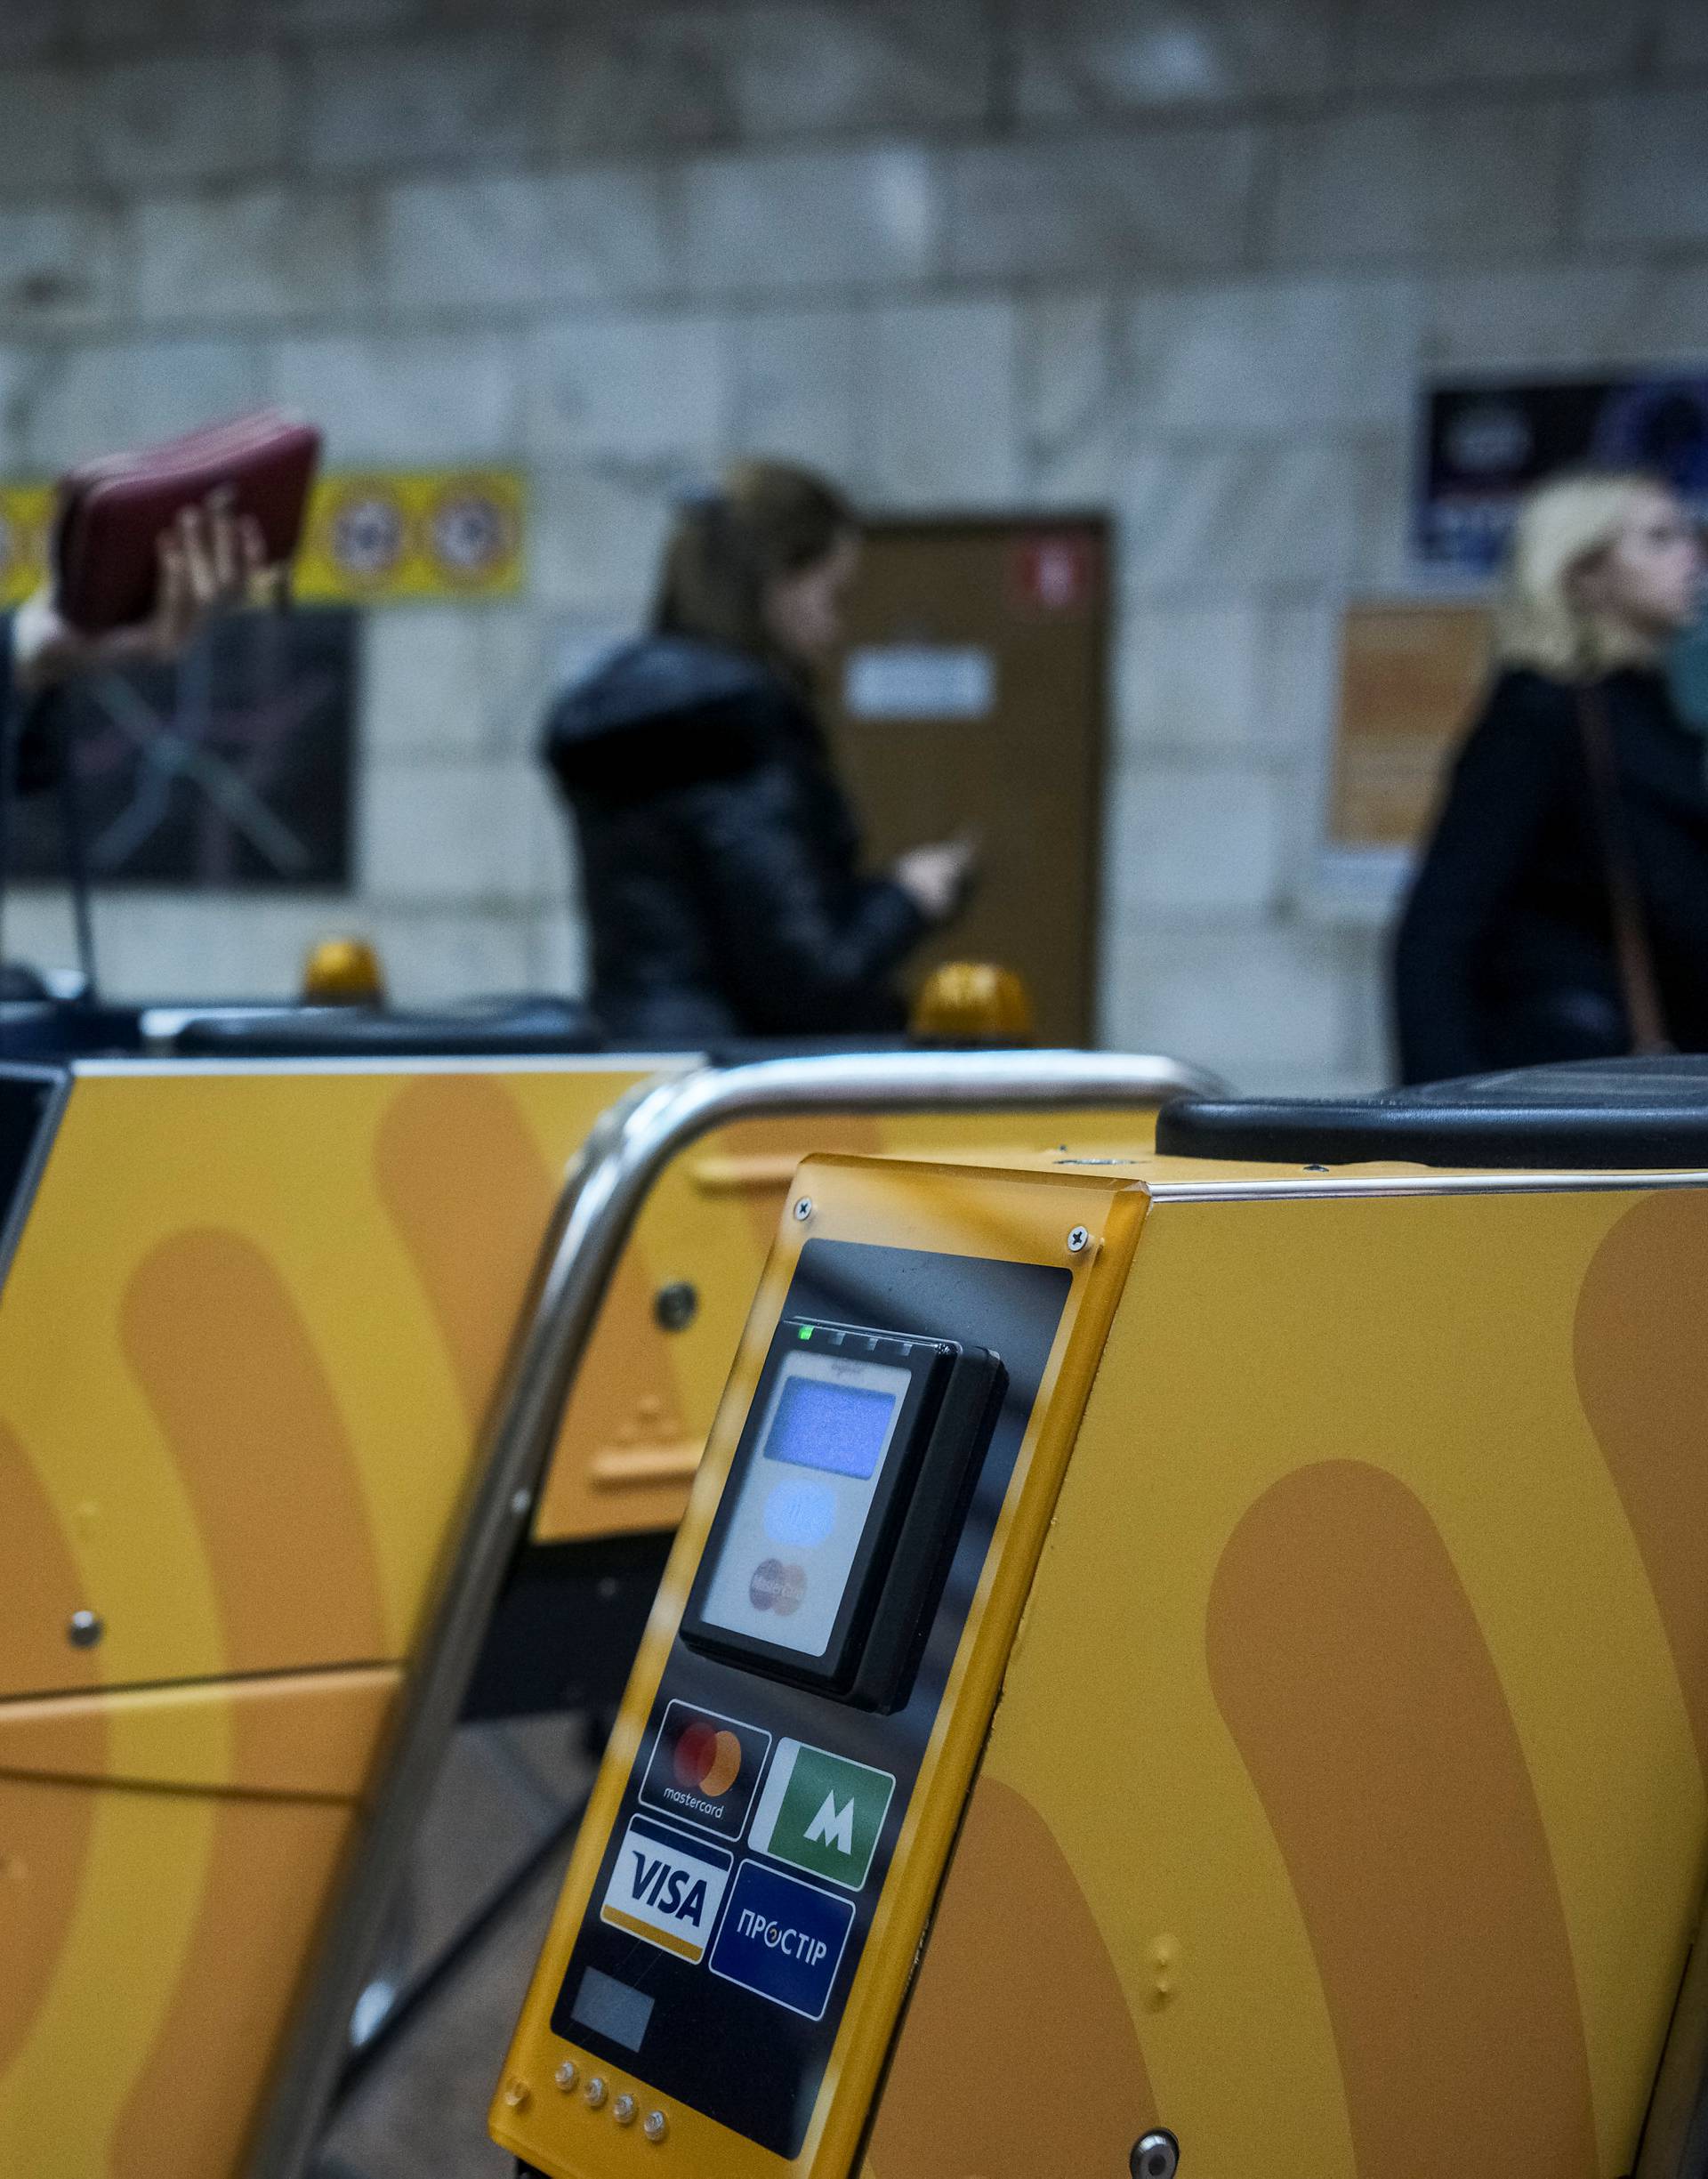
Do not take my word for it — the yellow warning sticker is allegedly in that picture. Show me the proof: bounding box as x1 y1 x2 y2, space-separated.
294 467 527 602
0 467 527 609
0 484 56 609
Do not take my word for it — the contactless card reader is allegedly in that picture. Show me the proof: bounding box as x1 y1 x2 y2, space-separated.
682 1320 1004 1711
490 1214 1099 2178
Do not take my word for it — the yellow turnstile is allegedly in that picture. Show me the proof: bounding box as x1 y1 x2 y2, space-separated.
494 1109 1708 2179
0 1053 659 2179
0 1045 1205 2179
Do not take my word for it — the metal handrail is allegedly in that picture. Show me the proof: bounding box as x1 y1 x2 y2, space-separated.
249 1046 1217 2179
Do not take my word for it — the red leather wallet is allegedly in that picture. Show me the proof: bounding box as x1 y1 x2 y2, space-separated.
52 408 322 633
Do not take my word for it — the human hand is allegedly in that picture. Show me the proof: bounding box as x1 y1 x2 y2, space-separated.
892 835 978 922
12 495 268 695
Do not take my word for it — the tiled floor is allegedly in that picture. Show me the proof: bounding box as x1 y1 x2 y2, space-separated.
314 1717 596 2179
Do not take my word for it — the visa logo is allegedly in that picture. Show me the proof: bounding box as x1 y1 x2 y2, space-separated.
631 1852 709 1922
600 1814 732 1963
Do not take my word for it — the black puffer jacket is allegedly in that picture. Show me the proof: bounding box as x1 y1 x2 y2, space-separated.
1393 666 1708 1081
542 635 925 1042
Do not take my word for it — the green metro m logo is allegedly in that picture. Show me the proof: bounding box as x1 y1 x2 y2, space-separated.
806 1791 856 1855
748 1739 895 1891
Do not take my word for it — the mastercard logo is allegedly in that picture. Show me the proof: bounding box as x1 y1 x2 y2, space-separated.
674 1720 743 1799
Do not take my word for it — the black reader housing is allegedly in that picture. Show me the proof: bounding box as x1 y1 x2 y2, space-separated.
681 1318 1004 1711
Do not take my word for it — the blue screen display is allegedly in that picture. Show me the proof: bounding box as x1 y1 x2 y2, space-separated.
762 1376 898 1481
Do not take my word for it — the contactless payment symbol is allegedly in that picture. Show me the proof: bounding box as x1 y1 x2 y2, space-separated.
747 1738 894 1891
600 1813 732 1963
640 1700 770 1842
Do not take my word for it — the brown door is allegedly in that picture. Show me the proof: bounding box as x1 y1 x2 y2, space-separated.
824 516 1108 1047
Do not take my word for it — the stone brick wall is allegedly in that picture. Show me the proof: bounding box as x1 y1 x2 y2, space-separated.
1 0 1704 1085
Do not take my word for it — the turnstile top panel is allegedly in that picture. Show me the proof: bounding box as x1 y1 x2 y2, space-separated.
1158 1056 1708 1171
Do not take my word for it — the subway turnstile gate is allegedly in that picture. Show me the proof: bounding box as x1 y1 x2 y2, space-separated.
0 1050 662 2179
493 1065 1708 2179
0 1045 1207 2179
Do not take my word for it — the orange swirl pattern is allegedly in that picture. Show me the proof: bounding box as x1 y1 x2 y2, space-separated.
869 1775 1159 2177
1575 1189 1708 1783
375 1074 560 1428
1205 1460 1597 2179
0 1428 108 2081
121 1231 388 1675
0 1775 103 2085
111 1794 353 2179
0 1420 102 1703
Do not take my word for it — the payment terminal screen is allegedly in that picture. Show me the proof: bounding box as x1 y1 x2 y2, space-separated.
765 1376 897 1480
698 1351 909 1659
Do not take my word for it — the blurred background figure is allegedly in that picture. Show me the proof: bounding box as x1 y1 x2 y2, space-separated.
1393 471 1708 1082
540 459 974 1043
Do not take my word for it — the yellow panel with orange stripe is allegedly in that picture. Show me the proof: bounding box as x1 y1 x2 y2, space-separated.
0 1055 655 2179
496 1148 1708 2179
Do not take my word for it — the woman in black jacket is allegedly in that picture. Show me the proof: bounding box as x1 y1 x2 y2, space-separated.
542 462 972 1043
1393 471 1706 1082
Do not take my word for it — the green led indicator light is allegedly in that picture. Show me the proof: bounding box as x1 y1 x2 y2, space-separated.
798 1325 813 1341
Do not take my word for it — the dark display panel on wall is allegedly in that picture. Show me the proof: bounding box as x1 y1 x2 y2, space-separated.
12 607 356 890
1417 375 1708 575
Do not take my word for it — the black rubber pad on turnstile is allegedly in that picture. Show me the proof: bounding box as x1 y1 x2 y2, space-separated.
1156 1056 1708 1170
171 997 606 1058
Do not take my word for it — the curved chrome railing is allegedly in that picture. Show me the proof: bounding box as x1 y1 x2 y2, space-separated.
251 1045 1218 2179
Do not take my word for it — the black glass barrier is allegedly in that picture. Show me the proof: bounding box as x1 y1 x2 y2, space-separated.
167 1019 956 1061
1158 1055 1708 1171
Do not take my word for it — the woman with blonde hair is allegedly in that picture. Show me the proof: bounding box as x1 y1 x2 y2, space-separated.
542 459 973 1042
1393 469 1705 1081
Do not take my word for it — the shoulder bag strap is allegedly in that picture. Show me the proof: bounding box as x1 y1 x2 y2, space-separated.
1577 682 1672 1056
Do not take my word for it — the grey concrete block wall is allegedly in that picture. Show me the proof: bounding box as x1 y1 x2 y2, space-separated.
0 0 1703 1088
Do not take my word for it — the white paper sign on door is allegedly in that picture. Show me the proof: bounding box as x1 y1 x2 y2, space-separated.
842 645 996 721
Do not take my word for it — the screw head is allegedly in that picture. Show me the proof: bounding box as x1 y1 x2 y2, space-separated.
613 2093 637 2126
1132 2130 1180 2179
67 1610 103 1648
654 1279 699 1332
554 2061 578 2093
1067 1224 1091 1255
793 1196 813 1222
584 2075 608 2109
502 2077 531 2111
643 2110 669 2143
